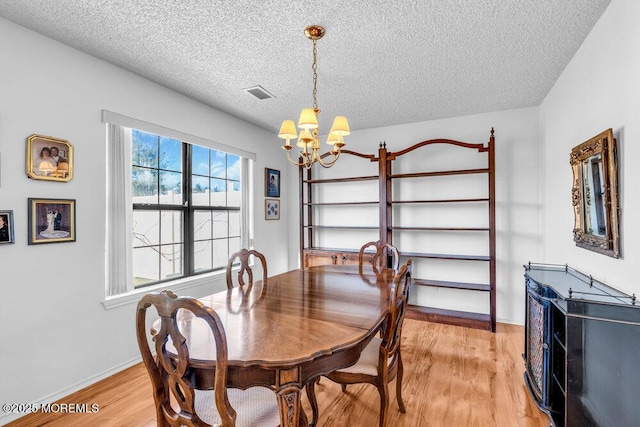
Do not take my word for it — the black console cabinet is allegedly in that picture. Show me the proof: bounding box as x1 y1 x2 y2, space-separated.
524 263 639 427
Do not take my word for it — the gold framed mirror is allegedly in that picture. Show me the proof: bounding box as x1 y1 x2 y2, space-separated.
570 128 619 258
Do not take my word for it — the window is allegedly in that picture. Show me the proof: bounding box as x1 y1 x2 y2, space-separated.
104 111 255 297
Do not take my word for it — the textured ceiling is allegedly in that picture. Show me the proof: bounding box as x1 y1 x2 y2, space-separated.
0 0 611 133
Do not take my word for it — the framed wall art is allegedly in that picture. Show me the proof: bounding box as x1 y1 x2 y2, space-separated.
265 168 280 197
28 198 76 244
0 210 15 244
26 134 74 182
265 199 280 220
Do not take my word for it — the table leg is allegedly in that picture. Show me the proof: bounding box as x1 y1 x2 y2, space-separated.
276 386 308 427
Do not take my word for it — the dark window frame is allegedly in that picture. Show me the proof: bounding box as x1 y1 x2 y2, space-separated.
131 132 243 289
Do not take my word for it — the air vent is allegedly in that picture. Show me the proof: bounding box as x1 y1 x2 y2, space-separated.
243 85 275 100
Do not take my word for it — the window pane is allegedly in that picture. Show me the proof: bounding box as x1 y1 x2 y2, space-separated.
212 239 229 270
126 128 246 291
192 145 209 176
213 211 228 239
160 244 183 280
210 178 226 206
193 211 212 241
228 180 241 207
133 246 160 285
159 170 182 204
227 154 240 180
132 166 158 203
210 150 226 178
161 211 183 245
133 210 160 247
159 137 181 172
132 130 158 168
229 211 240 237
194 240 212 272
229 237 241 258
192 175 209 206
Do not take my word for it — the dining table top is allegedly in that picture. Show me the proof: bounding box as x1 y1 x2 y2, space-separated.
175 264 395 367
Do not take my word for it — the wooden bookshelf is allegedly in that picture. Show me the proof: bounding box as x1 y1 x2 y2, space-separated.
300 129 496 331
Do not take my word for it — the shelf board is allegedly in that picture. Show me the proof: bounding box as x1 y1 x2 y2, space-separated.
391 198 489 204
302 248 491 264
400 251 490 261
391 226 490 232
304 201 379 206
407 305 491 331
303 225 379 230
390 168 489 179
303 175 379 184
414 278 490 292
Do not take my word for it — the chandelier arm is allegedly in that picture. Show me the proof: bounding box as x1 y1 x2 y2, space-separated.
285 149 309 167
316 151 341 168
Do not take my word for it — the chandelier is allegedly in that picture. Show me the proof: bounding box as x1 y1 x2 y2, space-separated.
278 25 350 169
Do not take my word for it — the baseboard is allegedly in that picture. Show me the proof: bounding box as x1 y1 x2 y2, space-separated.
407 305 492 331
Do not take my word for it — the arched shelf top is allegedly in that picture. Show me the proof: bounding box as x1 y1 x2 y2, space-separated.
319 149 378 162
339 149 379 161
389 138 489 159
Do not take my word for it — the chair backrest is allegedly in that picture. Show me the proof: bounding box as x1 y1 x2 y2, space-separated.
136 290 236 426
358 240 400 273
382 259 413 356
226 248 268 289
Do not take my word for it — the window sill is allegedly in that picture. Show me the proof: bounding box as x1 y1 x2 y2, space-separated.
101 272 223 310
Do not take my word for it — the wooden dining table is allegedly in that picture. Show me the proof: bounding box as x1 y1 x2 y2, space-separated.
164 264 395 427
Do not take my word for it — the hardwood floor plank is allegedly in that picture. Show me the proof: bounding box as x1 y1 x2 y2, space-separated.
6 320 548 427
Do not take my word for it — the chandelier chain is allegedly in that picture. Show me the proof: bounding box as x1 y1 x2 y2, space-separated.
312 39 318 111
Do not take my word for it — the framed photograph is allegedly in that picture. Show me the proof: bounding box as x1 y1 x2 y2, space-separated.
28 198 76 244
265 168 280 197
0 210 15 244
265 199 280 220
26 134 74 182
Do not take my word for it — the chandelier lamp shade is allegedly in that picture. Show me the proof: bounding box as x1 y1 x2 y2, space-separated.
278 25 350 169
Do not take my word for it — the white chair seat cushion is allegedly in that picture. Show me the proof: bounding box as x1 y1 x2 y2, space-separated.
195 386 280 426
335 337 384 376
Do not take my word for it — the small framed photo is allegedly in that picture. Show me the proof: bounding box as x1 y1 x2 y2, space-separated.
0 210 15 244
265 168 280 197
28 198 76 244
265 199 280 220
26 134 74 182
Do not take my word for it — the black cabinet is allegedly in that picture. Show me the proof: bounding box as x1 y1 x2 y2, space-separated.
524 263 639 427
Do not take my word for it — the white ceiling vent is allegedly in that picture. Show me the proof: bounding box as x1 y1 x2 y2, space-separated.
243 85 275 100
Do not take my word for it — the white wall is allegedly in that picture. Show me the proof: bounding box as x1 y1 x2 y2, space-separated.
0 18 291 424
540 0 639 294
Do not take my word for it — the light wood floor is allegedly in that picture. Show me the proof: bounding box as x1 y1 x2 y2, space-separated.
6 320 548 427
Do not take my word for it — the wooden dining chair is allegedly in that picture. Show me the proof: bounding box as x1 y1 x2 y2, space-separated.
226 248 268 289
359 240 400 273
136 290 280 426
306 259 413 427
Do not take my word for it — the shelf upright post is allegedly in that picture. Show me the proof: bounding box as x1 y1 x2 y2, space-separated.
299 161 314 269
488 128 497 332
378 142 391 243
299 162 305 268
